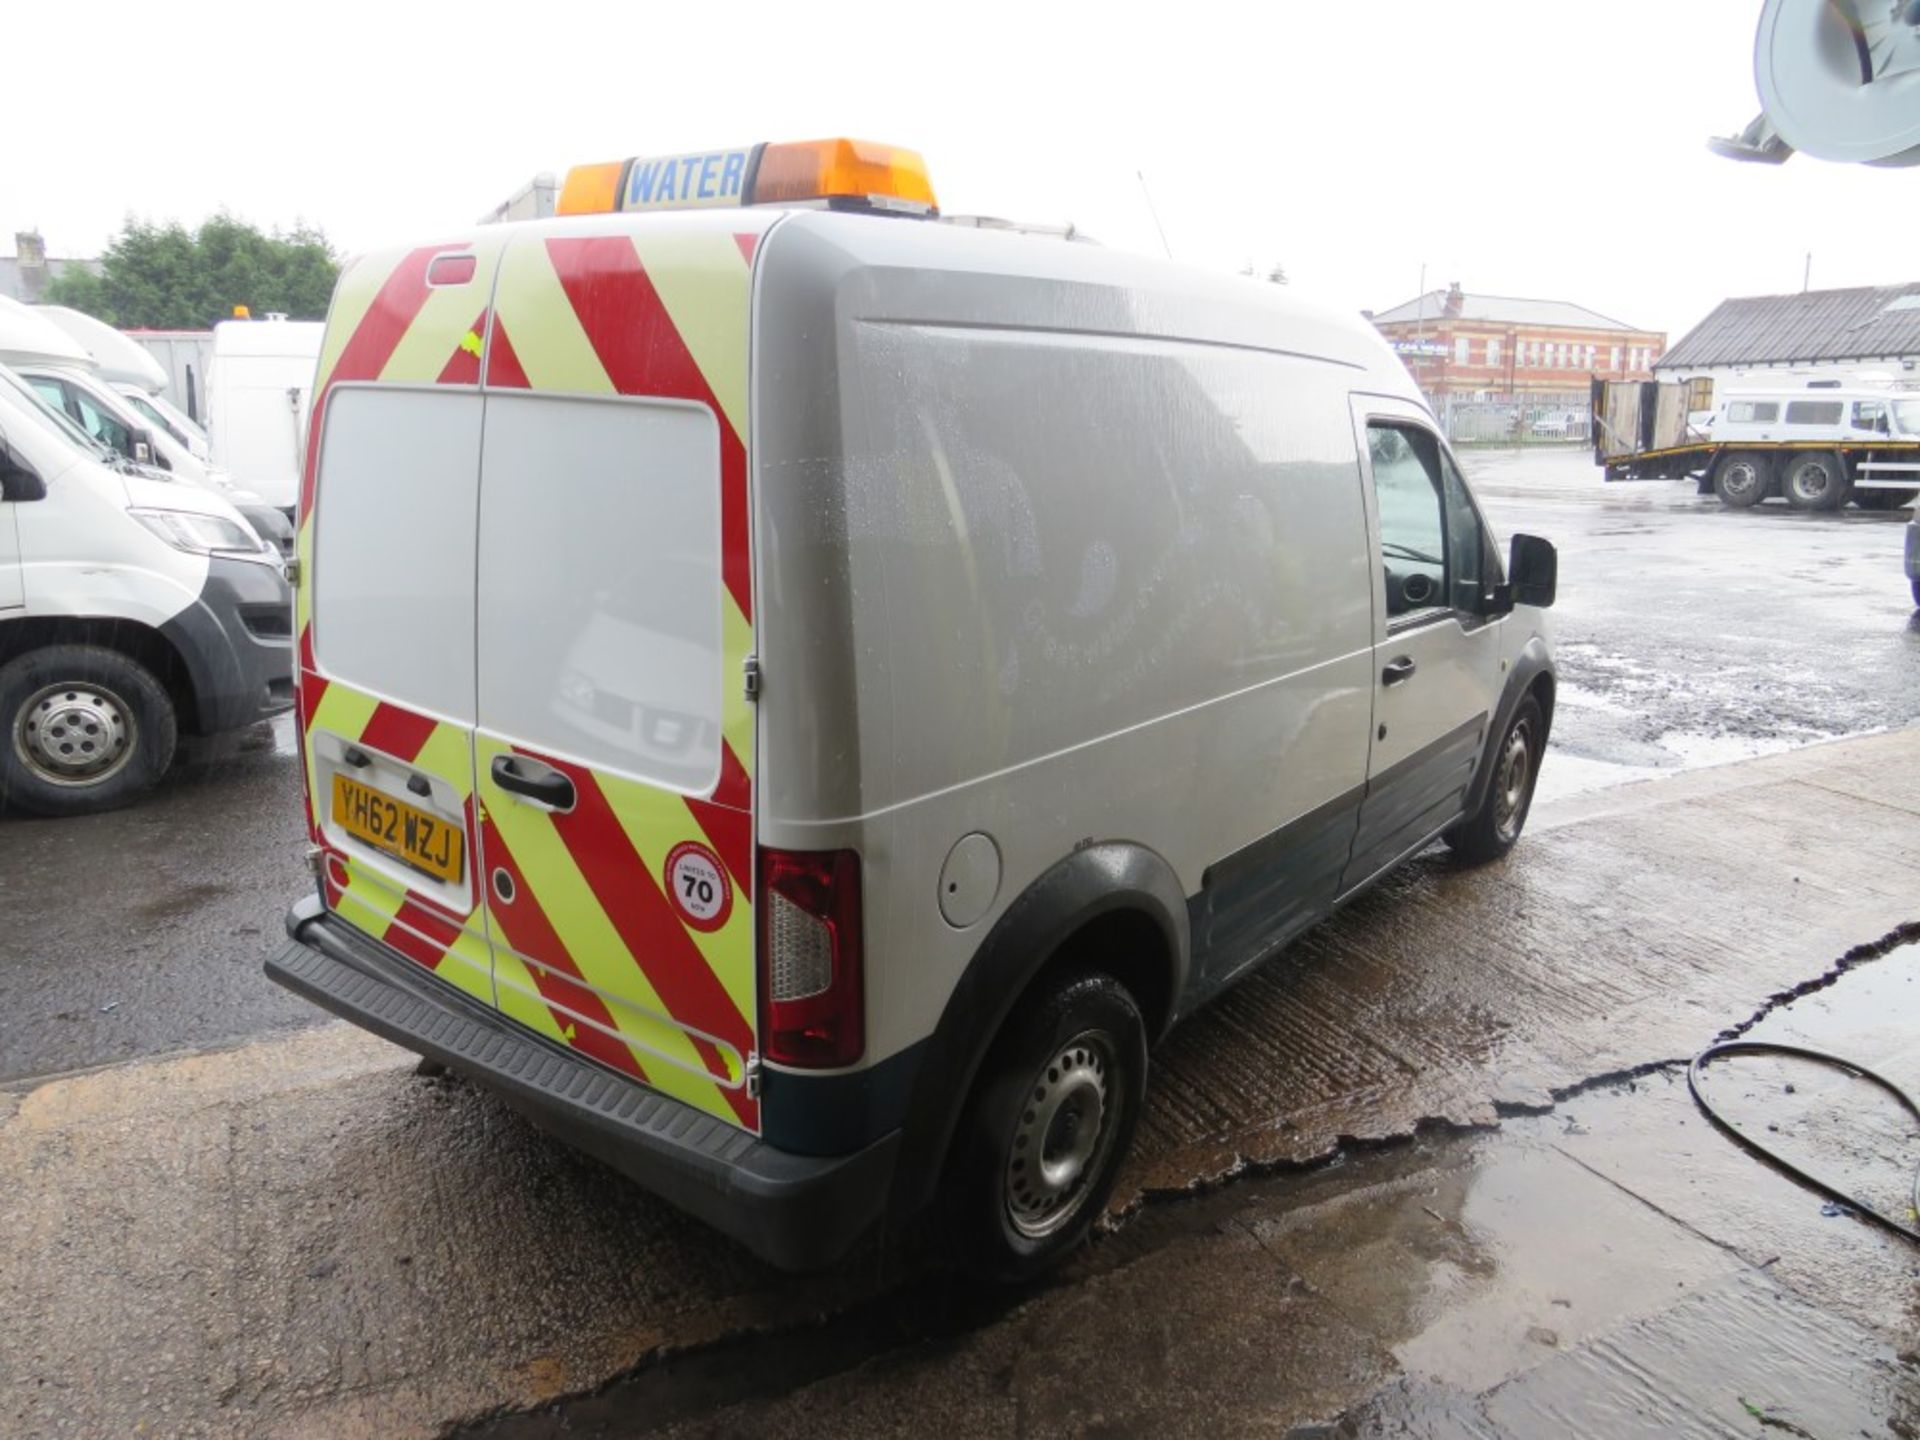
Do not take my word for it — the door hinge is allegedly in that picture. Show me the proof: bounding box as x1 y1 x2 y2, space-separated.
745 1052 762 1099
743 654 761 702
284 555 301 587
305 844 326 881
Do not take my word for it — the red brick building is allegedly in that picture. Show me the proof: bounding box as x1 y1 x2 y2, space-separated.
1368 284 1665 409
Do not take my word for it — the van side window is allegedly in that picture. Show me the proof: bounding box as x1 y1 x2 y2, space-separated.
1439 450 1489 610
1367 423 1448 619
1851 401 1889 434
1726 401 1778 423
1784 400 1843 426
69 388 135 455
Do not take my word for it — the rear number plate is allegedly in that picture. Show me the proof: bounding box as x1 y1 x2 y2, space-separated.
331 773 464 884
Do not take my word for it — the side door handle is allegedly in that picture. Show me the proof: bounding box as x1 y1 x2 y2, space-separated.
491 753 576 811
1381 656 1417 687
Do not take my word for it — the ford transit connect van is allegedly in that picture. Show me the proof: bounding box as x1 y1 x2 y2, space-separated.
268 139 1557 1275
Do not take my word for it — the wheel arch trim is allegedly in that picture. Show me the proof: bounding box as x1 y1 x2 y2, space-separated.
886 840 1190 1222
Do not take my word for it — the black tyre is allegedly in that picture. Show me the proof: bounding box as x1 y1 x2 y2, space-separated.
1855 488 1917 511
953 971 1148 1280
1712 452 1771 508
0 645 178 817
1912 577 1920 610
1446 696 1544 865
1782 452 1851 512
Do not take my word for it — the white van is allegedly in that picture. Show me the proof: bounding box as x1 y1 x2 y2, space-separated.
0 366 294 815
16 362 296 556
116 384 211 462
207 317 325 518
267 139 1558 1275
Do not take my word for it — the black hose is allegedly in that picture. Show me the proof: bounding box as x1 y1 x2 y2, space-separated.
1688 1041 1920 1245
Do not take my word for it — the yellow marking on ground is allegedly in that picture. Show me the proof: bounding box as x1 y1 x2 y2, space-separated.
629 227 750 438
491 242 613 395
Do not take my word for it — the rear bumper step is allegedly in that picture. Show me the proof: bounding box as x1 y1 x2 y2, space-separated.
267 897 897 1272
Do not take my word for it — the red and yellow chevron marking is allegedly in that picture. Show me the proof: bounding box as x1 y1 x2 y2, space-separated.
304 680 494 1010
295 214 774 1132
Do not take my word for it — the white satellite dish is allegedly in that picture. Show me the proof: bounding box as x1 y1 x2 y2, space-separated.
1714 0 1920 166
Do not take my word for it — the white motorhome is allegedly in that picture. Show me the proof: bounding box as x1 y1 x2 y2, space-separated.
268 138 1558 1276
207 317 324 518
0 360 293 815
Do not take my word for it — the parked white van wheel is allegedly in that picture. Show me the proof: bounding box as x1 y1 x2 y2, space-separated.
1446 697 1545 865
0 646 178 817
1782 453 1851 512
956 971 1147 1279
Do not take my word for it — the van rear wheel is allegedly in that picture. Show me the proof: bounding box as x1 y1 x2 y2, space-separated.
955 971 1147 1280
0 646 178 817
1783 453 1851 512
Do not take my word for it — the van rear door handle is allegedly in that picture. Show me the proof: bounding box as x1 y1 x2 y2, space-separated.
1381 657 1417 686
491 753 575 811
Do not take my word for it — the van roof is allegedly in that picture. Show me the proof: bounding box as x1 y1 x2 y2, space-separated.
756 207 1416 391
213 318 326 358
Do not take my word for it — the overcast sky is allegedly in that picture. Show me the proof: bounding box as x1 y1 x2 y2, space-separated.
6 0 1914 341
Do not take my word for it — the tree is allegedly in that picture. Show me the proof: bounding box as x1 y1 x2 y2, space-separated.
45 215 340 329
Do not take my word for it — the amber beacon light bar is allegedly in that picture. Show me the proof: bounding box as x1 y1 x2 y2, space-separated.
556 138 939 218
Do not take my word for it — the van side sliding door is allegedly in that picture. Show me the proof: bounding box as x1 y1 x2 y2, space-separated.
1343 398 1506 892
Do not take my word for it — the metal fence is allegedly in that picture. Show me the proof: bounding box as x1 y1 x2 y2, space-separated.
1434 396 1591 446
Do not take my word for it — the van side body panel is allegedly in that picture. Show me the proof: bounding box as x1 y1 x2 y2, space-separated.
753 214 1426 1089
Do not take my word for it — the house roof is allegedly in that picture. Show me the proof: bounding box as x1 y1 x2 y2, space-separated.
0 255 99 304
1655 283 1920 369
1370 290 1643 332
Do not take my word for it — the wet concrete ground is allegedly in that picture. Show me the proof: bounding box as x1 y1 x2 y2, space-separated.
2 728 1915 1438
0 446 1914 1086
504 954 1918 1439
1468 447 1920 802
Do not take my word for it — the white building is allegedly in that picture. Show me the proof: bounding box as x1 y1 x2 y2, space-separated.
1655 282 1920 410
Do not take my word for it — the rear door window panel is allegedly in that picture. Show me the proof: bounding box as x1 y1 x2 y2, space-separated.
475 392 724 795
311 386 482 723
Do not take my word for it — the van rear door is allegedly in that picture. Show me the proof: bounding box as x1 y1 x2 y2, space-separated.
300 238 508 1009
470 218 768 1133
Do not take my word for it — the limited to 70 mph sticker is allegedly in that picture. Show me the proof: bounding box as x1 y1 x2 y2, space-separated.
665 840 732 932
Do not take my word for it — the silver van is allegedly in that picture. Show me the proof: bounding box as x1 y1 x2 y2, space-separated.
269 139 1557 1276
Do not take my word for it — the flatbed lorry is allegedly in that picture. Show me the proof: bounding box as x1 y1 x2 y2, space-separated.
1592 376 1920 511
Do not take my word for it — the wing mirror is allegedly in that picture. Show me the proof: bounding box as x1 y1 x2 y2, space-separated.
1509 533 1557 609
0 443 47 502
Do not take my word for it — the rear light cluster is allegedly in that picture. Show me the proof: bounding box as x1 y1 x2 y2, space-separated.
758 847 863 1069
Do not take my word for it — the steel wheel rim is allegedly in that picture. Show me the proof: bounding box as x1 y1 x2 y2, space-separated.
1794 463 1833 501
13 682 137 787
1494 721 1533 843
1724 463 1759 498
1005 1030 1120 1240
